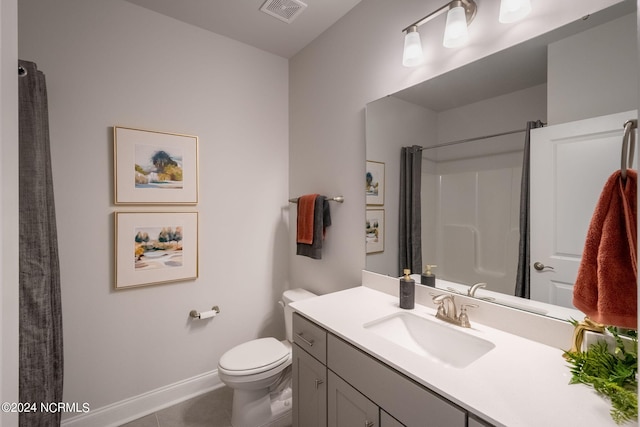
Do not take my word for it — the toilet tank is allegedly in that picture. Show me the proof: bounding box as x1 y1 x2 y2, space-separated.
282 288 317 342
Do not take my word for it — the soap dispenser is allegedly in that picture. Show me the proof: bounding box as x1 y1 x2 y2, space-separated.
399 269 415 309
421 265 437 287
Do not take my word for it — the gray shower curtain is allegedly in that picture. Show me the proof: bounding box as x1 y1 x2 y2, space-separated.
399 145 422 276
18 60 63 427
515 120 545 298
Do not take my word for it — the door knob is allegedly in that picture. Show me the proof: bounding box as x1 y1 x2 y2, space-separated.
533 262 554 271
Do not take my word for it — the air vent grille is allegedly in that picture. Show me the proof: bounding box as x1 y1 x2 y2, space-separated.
260 0 308 24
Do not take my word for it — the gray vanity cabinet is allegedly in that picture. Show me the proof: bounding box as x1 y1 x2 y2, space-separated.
292 343 327 427
292 313 328 427
327 370 379 427
292 312 475 427
380 410 405 427
328 334 465 426
468 414 494 427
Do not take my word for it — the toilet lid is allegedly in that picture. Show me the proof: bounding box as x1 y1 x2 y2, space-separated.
219 337 290 374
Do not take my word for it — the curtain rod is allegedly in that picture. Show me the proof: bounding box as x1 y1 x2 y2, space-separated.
418 127 533 151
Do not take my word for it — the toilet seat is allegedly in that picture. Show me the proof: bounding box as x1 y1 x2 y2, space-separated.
218 337 290 377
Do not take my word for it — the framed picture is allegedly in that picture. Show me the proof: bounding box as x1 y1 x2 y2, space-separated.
114 126 199 205
115 211 199 289
366 209 384 254
366 160 385 205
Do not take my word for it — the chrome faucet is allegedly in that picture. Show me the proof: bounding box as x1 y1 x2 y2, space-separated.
431 294 478 328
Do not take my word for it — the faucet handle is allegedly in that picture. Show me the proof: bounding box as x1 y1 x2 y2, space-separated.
458 303 478 328
431 294 451 317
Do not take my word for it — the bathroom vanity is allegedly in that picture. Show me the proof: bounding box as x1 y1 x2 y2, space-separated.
292 311 476 426
290 279 620 426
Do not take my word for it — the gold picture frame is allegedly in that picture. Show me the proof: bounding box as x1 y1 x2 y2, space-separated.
114 126 199 205
114 211 199 289
366 160 385 205
366 209 384 254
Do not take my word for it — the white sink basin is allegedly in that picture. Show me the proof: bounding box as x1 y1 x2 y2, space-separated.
363 312 495 368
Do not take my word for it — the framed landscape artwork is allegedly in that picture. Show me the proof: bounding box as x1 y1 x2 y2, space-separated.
366 160 384 205
114 126 199 205
115 211 199 289
366 209 384 254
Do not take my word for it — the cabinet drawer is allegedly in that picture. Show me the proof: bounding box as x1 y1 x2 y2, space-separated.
293 312 327 364
328 334 466 427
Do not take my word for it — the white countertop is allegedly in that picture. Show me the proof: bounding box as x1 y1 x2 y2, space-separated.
290 286 620 427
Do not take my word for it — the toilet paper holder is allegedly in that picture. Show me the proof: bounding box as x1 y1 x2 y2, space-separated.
189 305 220 320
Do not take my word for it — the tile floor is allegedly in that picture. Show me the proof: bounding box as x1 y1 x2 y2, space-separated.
120 386 234 427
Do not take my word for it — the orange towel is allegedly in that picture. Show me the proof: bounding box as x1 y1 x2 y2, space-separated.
296 194 318 244
573 170 637 329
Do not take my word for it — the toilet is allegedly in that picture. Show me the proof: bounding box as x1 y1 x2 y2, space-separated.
218 288 317 427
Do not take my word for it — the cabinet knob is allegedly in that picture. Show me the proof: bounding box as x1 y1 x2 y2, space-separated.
365 422 374 427
314 378 324 389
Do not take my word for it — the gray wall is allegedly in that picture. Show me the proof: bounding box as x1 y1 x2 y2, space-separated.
548 13 637 124
288 0 621 295
19 0 289 417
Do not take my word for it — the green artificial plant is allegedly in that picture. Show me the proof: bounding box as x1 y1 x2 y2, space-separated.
564 325 638 425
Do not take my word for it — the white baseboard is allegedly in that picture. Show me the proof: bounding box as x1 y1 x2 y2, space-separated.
61 369 223 427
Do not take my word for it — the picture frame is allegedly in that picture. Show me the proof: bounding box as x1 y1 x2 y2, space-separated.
114 126 199 205
115 211 199 289
366 160 385 205
366 209 384 254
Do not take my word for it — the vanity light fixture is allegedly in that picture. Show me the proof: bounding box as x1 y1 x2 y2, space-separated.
443 1 472 48
402 25 423 67
499 0 532 24
401 0 477 67
402 0 532 67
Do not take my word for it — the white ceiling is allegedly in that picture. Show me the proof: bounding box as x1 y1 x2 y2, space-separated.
124 0 362 58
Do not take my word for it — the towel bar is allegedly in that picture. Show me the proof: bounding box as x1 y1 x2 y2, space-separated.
288 196 344 204
621 119 637 181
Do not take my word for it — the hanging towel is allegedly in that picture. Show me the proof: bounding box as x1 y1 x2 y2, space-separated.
296 194 318 244
573 170 637 329
296 195 332 259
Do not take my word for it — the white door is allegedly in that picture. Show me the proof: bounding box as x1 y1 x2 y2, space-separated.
530 110 637 307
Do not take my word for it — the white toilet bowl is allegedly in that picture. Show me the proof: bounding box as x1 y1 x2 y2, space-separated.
217 289 316 427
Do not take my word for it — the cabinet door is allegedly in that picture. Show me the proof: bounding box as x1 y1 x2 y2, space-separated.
328 371 378 427
381 410 405 427
468 414 494 427
293 343 327 427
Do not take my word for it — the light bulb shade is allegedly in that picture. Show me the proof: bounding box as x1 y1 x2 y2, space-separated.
443 5 469 48
402 27 423 67
499 0 532 23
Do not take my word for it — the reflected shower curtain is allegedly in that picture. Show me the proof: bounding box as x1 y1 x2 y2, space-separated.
399 145 422 276
515 120 545 298
18 60 63 426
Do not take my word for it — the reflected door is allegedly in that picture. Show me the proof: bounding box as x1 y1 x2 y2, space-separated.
530 110 637 306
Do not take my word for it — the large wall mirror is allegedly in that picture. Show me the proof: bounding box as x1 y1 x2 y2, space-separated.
365 1 637 320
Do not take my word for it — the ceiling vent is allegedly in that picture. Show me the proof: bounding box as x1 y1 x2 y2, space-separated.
260 0 308 24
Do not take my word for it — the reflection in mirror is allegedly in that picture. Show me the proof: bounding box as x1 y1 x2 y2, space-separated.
365 1 637 320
